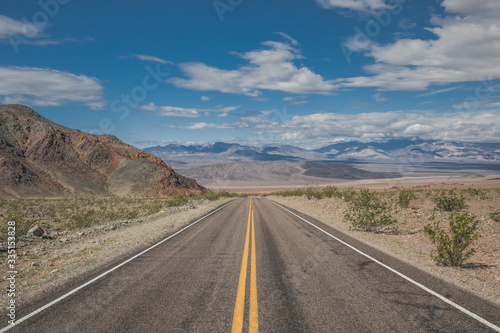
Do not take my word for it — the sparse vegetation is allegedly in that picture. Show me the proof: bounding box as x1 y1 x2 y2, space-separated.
397 187 416 208
304 185 318 200
195 190 241 201
463 188 488 199
433 190 466 212
322 186 339 198
423 211 479 267
0 191 239 237
490 210 500 222
340 187 357 202
343 189 397 232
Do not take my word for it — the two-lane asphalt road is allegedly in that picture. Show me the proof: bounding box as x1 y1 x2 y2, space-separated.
2 197 500 332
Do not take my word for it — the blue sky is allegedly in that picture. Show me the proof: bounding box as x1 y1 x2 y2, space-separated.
1 0 500 148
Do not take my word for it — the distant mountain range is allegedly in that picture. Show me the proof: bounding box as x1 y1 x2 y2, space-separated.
145 139 500 165
180 160 399 187
0 105 204 198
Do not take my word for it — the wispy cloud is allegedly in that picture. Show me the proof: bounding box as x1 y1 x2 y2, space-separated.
0 66 106 110
141 103 240 117
287 100 308 106
122 54 174 65
0 15 38 39
315 0 388 12
276 32 299 46
417 86 464 97
372 93 388 102
398 18 416 30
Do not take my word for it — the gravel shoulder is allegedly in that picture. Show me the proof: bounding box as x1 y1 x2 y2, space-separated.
0 198 233 316
268 188 500 306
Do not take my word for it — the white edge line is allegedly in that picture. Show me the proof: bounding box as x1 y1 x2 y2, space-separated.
0 200 235 333
270 200 500 332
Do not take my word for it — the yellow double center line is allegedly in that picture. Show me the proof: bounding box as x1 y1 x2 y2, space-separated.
231 198 258 333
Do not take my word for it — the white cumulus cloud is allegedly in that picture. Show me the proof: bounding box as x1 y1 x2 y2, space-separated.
0 66 106 110
337 0 500 91
168 109 500 143
168 40 338 96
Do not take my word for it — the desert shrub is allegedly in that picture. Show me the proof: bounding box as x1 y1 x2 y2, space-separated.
433 190 466 212
322 186 339 198
304 185 322 200
341 187 357 202
64 209 98 229
343 190 397 232
145 200 164 215
423 211 479 267
200 190 238 201
398 188 416 208
463 188 487 198
166 195 189 207
200 191 221 201
292 188 306 196
490 210 500 222
125 209 139 219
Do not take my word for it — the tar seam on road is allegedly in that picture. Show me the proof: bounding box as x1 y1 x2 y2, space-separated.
270 200 500 333
232 198 259 333
0 200 235 333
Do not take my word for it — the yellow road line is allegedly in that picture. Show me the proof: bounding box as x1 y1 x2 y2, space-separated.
249 208 258 332
231 199 252 333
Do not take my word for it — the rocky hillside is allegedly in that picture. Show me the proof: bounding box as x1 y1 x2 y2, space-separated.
0 105 204 198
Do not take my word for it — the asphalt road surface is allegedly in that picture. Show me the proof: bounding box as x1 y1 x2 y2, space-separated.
2 197 500 332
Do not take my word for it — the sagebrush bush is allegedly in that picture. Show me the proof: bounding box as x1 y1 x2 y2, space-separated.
433 190 466 212
343 190 397 232
397 188 416 208
423 211 479 267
